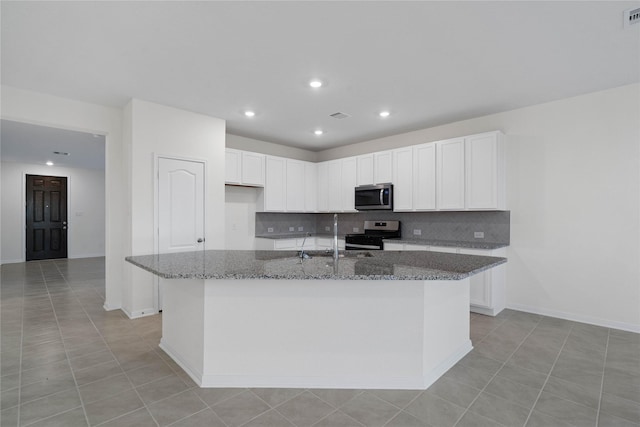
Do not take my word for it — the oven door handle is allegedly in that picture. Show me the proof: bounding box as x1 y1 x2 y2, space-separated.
380 189 384 206
345 243 381 250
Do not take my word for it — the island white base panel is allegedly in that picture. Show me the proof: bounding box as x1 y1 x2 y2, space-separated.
160 278 472 390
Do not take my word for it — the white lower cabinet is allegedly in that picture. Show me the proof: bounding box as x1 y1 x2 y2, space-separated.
255 237 344 251
384 242 506 316
459 247 506 316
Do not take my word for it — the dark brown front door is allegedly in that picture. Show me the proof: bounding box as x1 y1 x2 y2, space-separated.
26 175 68 261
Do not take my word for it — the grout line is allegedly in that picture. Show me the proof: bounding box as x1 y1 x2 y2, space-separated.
521 322 574 426
595 329 611 426
452 312 543 427
45 260 92 427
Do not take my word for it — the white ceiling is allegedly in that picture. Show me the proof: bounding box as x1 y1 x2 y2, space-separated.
1 120 105 170
1 1 639 153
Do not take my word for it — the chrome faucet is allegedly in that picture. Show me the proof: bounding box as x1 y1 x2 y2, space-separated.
299 233 311 260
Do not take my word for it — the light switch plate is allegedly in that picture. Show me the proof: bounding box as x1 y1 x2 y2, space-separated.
325 226 330 231
353 227 359 232
267 227 274 233
474 231 485 238
298 226 304 231
289 227 295 232
413 229 422 236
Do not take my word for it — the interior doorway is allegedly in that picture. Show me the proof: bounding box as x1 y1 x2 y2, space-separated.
26 174 68 261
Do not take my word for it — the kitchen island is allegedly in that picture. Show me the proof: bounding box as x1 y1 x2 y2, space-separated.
126 250 506 390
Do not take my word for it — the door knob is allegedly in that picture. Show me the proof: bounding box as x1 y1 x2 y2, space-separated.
197 238 204 243
63 226 67 230
63 221 67 225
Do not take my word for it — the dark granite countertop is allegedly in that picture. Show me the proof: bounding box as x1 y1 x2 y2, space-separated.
388 239 508 250
126 250 506 281
255 233 343 239
254 234 508 250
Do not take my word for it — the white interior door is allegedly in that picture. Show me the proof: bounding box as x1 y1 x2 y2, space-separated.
157 157 205 310
158 157 205 253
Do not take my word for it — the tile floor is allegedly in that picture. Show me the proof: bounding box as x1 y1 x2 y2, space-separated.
1 257 639 427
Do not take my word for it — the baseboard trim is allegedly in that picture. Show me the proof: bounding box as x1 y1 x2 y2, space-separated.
159 339 203 387
68 253 105 259
1 259 24 265
159 339 473 390
421 339 473 389
507 303 640 333
121 307 158 320
103 302 121 311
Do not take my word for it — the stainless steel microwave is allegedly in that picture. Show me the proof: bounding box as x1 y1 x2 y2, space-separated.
354 184 393 210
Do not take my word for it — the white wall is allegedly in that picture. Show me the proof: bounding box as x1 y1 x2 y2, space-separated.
1 162 105 263
227 134 317 162
318 83 640 332
122 99 226 318
225 186 259 250
1 86 125 311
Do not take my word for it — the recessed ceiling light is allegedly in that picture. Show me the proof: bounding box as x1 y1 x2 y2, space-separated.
46 161 54 166
379 111 390 118
314 130 324 136
309 80 323 89
244 110 256 117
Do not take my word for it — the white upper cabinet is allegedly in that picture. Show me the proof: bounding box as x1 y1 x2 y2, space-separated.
247 129 505 213
356 154 374 186
225 149 242 184
316 162 329 212
304 162 318 212
374 150 393 184
436 137 466 210
327 160 342 212
465 131 505 210
413 143 436 210
241 151 265 186
341 157 358 212
225 148 264 186
285 159 305 212
263 156 286 211
392 147 413 211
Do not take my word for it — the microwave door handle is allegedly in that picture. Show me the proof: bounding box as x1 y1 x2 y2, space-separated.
380 189 384 205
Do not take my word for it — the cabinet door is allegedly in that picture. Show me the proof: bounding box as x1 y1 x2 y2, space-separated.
304 162 317 212
286 160 305 212
465 132 504 210
241 152 265 186
437 138 465 210
356 154 374 186
341 157 357 211
264 156 286 211
327 161 342 212
316 162 329 212
404 244 428 250
225 149 241 184
413 143 436 210
392 147 413 211
429 246 458 254
383 242 405 251
374 150 393 184
459 248 491 308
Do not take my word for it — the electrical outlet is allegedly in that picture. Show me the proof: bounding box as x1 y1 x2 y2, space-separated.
474 231 485 239
413 229 422 236
325 226 330 231
298 226 304 231
267 227 274 233
289 227 295 232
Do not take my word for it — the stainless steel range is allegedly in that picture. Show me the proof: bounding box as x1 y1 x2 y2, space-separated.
344 220 401 250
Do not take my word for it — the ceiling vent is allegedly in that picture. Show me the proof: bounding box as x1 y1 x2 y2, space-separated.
329 112 349 119
624 7 640 28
